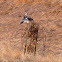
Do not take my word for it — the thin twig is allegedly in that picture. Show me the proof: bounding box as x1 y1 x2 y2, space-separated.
42 27 46 55
24 23 30 54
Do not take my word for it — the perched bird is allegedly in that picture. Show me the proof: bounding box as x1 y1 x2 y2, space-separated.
20 13 33 24
20 13 38 55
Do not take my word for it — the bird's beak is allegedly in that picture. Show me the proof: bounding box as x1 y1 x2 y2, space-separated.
20 21 24 24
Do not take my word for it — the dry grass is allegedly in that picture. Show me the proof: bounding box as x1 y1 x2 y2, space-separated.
0 0 62 62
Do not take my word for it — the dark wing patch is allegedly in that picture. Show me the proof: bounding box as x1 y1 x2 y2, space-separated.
28 17 33 21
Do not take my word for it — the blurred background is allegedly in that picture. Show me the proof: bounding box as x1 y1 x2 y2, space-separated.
0 0 62 62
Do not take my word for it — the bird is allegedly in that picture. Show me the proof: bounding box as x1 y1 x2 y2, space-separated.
20 13 38 55
20 13 33 24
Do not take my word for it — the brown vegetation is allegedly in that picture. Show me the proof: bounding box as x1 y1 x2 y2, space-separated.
0 0 62 62
24 21 39 54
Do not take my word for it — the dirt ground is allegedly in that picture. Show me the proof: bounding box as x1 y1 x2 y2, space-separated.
0 0 62 62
